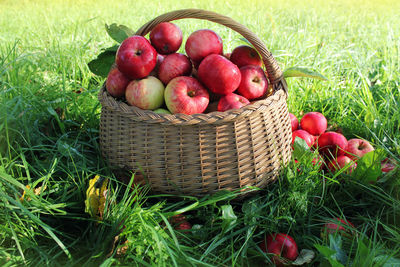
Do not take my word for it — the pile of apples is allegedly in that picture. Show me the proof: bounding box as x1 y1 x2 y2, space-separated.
105 22 270 115
290 111 375 173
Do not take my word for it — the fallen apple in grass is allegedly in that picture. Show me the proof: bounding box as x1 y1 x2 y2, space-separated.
300 112 328 136
321 217 355 238
236 65 268 100
259 233 299 267
158 53 192 85
344 138 374 160
289 113 299 132
292 130 314 148
164 76 209 115
106 68 130 98
198 54 241 95
185 29 223 64
230 45 262 68
217 93 250 112
327 155 357 174
125 76 165 110
381 158 397 173
318 131 348 158
150 22 183 55
116 35 157 79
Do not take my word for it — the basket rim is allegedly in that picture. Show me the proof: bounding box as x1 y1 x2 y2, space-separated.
98 81 288 126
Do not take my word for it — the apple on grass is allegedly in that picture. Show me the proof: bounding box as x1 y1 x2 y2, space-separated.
164 76 209 115
236 65 268 100
106 68 130 98
116 35 157 79
321 217 355 239
289 113 299 132
125 76 164 110
150 22 182 55
318 131 348 158
344 138 374 160
381 158 397 173
158 53 192 85
198 54 241 95
292 130 314 148
230 45 262 68
327 155 357 174
218 93 250 112
259 233 299 267
185 29 223 64
300 112 328 136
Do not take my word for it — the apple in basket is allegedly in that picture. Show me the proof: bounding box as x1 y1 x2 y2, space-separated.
218 93 250 112
149 22 183 55
237 65 269 100
198 54 241 95
105 68 130 98
125 76 165 110
116 36 157 79
158 53 192 85
185 29 223 67
230 45 263 68
164 76 209 115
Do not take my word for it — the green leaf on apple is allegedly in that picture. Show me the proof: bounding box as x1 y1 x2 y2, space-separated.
88 45 119 78
283 67 328 81
293 137 313 161
105 23 134 43
351 149 385 183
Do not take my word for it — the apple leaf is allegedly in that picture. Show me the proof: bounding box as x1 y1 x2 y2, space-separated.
293 137 313 161
87 45 118 78
220 204 237 233
105 23 134 43
283 67 328 81
351 149 386 183
292 249 316 265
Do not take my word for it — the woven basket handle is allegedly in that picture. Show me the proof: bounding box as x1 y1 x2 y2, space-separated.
135 9 286 88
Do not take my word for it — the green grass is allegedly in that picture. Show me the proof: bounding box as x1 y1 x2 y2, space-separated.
1 0 400 266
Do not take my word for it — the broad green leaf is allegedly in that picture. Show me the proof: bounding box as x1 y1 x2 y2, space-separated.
315 244 345 267
293 137 313 161
329 235 348 265
351 149 386 183
221 204 237 233
87 45 119 77
283 66 328 81
105 23 134 43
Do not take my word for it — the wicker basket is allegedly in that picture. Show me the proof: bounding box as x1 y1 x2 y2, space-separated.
98 9 292 197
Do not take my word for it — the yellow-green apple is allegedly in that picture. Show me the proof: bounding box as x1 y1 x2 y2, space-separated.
125 76 164 110
289 113 299 132
153 108 171 114
318 132 348 158
230 45 262 68
292 129 314 147
344 138 374 160
185 29 223 65
217 93 250 112
327 155 357 173
116 36 157 79
149 22 182 54
300 112 328 136
106 68 130 98
158 53 192 85
237 65 268 100
198 54 241 95
164 76 209 115
259 233 299 267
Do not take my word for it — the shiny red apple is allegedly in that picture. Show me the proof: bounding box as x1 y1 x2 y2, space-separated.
164 76 209 115
185 29 223 63
230 45 262 68
318 131 348 158
217 93 250 112
292 129 314 147
125 76 165 110
149 22 182 54
259 233 299 266
289 113 299 132
300 112 328 136
105 68 130 98
198 54 241 95
116 36 157 79
236 65 268 100
158 53 192 85
327 155 357 174
344 138 374 160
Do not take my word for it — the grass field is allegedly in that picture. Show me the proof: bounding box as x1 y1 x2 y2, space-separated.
1 0 400 266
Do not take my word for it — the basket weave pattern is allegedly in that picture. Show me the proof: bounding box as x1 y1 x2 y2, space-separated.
98 9 292 196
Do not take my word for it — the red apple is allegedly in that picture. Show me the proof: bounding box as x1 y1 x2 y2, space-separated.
236 65 268 100
289 113 299 132
230 45 262 68
164 76 209 115
158 53 192 85
218 93 250 112
259 233 299 266
327 155 357 174
125 76 165 110
292 129 314 147
344 138 374 160
198 54 241 95
311 135 319 149
105 68 130 98
321 217 355 238
318 132 348 158
149 22 182 54
116 36 157 79
185 29 223 63
381 158 396 173
300 112 328 136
